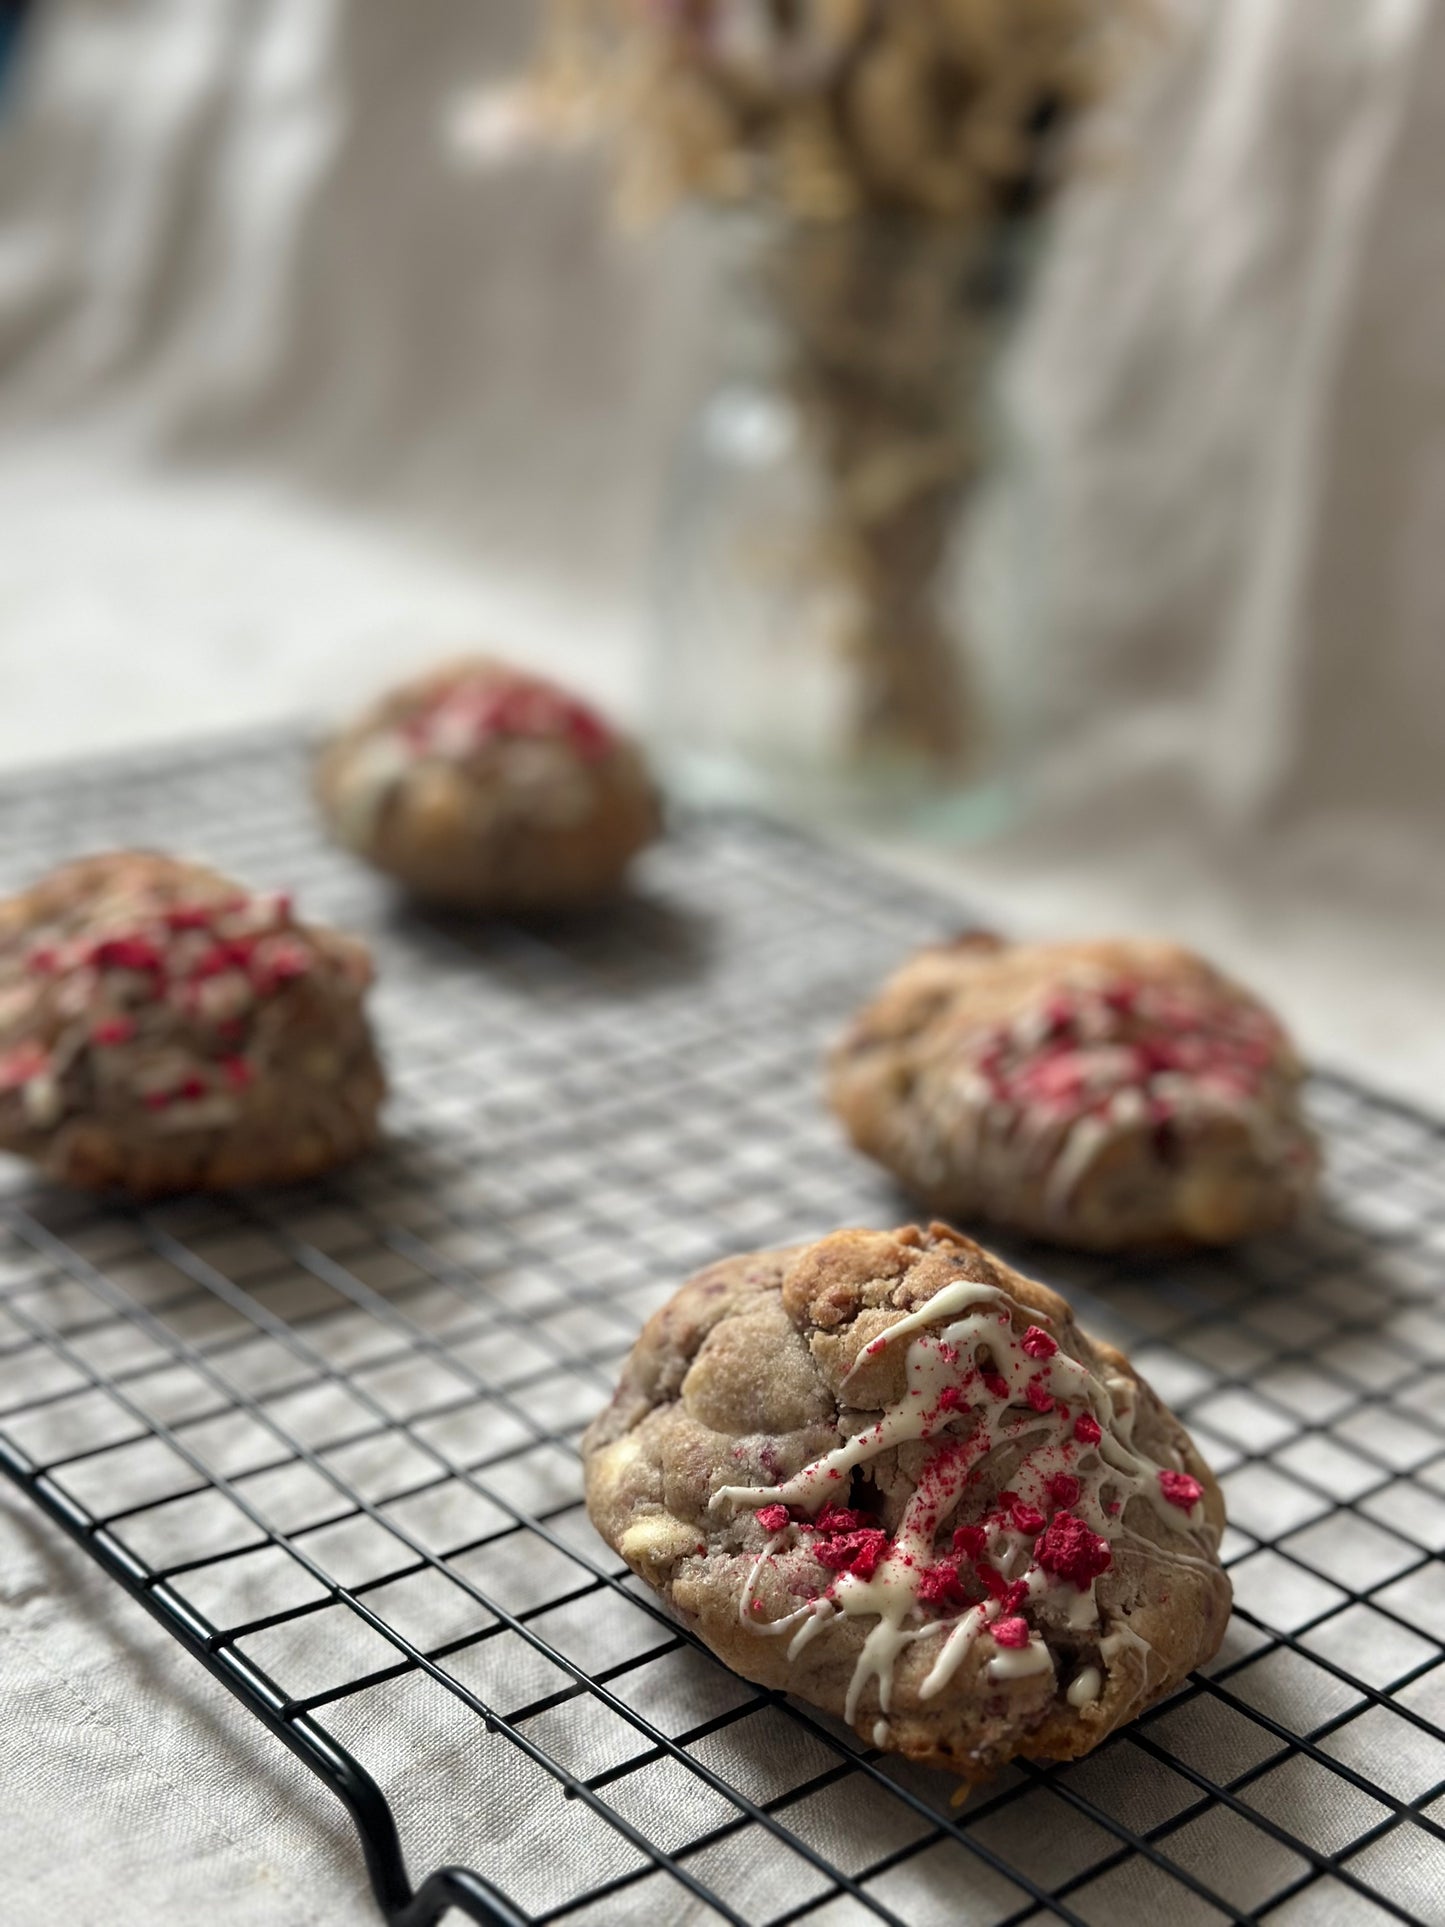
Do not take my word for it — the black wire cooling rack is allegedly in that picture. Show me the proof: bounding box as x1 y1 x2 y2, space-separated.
1 735 1443 1927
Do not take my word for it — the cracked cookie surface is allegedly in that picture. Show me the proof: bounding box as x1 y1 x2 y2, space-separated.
584 1222 1231 1782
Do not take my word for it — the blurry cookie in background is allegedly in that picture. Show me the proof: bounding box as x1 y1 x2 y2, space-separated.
0 852 384 1196
829 936 1319 1252
316 657 661 911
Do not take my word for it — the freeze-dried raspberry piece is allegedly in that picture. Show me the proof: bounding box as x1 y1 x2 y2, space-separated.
917 1561 970 1611
813 1505 875 1534
814 1529 888 1579
1009 1499 1044 1536
1158 1470 1203 1512
1035 1512 1112 1590
977 1565 1027 1614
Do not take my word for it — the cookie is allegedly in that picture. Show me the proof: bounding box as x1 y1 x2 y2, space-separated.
584 1222 1230 1782
316 657 661 910
828 936 1320 1251
0 852 385 1196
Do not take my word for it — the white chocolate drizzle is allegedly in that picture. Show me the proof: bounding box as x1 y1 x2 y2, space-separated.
713 1276 1215 1728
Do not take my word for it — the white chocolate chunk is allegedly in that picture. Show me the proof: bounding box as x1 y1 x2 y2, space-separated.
1067 1665 1103 1707
619 1514 700 1568
22 1072 63 1128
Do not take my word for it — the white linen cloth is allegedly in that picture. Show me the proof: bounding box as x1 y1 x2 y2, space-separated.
2 3 1444 1923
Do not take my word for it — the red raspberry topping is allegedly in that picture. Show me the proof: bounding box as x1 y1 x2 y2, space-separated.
253 941 310 987
1022 1053 1089 1105
990 1616 1031 1649
192 938 254 978
91 1017 137 1046
952 1524 988 1561
814 1505 874 1533
1158 1470 1204 1512
977 1565 1028 1613
93 935 163 973
1009 1500 1045 1537
416 674 615 762
982 1372 1010 1400
1025 1378 1055 1414
221 1056 254 1091
1074 1413 1102 1445
976 975 1276 1132
917 1561 970 1611
755 1504 790 1533
1035 1512 1113 1590
814 1529 888 1580
1021 1326 1058 1360
1047 1473 1081 1508
937 1383 968 1414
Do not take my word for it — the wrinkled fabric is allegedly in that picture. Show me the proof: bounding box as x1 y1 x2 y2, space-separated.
992 0 1445 835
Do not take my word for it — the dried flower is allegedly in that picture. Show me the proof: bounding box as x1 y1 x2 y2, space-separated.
539 0 1148 225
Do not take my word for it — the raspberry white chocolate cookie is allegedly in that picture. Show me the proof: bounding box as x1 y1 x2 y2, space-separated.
0 852 385 1196
828 936 1320 1251
585 1223 1230 1782
316 657 661 910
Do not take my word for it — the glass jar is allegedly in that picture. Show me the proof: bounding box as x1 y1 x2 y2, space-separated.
650 212 1038 836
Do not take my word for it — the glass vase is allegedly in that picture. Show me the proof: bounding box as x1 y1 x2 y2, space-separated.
651 212 1036 836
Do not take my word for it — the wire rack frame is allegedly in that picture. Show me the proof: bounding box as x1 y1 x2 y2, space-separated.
0 735 1442 1927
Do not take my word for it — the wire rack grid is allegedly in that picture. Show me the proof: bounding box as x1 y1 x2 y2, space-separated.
0 735 1443 1927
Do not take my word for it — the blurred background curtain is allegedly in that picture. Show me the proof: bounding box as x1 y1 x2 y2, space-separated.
2 0 1442 829
0 0 1440 1067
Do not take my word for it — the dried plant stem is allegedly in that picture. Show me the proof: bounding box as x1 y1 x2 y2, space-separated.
766 220 1003 771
